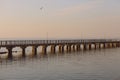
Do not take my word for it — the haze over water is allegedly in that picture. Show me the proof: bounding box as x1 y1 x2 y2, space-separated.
0 0 120 80
0 48 120 80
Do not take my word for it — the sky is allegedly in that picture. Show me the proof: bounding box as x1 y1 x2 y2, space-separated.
0 0 120 39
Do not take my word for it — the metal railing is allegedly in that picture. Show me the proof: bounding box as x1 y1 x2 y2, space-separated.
0 39 119 46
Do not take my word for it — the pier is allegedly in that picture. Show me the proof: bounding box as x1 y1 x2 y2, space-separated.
0 39 120 60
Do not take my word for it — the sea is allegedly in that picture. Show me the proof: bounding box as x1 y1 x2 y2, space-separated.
0 48 120 80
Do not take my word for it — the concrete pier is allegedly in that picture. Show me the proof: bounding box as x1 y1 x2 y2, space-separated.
0 39 119 60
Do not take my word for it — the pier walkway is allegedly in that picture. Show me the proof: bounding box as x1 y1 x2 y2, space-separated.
0 39 119 59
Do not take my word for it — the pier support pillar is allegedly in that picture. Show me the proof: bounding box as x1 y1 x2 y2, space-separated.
42 45 47 55
76 45 80 51
72 45 75 51
59 45 64 53
66 45 69 52
68 45 71 52
112 43 114 48
115 43 117 47
7 47 13 60
116 43 118 47
96 44 98 49
118 43 120 47
113 43 115 48
51 45 56 54
89 44 92 50
105 43 108 48
95 43 100 49
66 45 71 52
117 43 119 47
83 44 87 50
76 45 78 51
98 43 101 49
101 43 104 49
94 44 97 49
111 43 113 48
32 46 38 57
21 46 26 58
103 43 105 49
107 43 111 48
105 43 107 48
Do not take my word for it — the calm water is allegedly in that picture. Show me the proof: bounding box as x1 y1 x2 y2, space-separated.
0 48 120 80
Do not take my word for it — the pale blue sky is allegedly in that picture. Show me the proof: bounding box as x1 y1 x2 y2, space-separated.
0 0 120 39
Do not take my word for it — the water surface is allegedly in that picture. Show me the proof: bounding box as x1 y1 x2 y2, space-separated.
0 48 120 80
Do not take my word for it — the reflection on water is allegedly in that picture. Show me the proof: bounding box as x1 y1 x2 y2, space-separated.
0 48 120 80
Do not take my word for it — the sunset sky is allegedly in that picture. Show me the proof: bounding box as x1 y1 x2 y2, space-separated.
0 0 120 39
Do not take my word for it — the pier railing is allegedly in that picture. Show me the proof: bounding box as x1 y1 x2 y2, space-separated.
0 39 119 46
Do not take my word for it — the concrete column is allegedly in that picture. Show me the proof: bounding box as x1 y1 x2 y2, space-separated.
119 43 120 47
98 43 101 49
94 44 97 49
105 43 107 48
89 44 92 50
111 43 113 48
72 45 75 51
95 44 98 49
68 45 71 52
21 46 26 58
108 43 110 48
66 45 69 52
117 43 120 47
7 47 13 60
108 43 109 48
42 45 47 55
51 45 56 53
116 43 118 47
113 43 115 48
102 43 105 49
76 44 79 51
95 43 100 49
66 45 71 52
110 43 112 48
104 43 107 49
112 43 114 48
83 44 87 50
61 46 64 52
59 45 64 53
115 43 117 47
32 46 37 56
66 45 68 52
107 43 111 48
76 45 80 51
76 45 78 51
